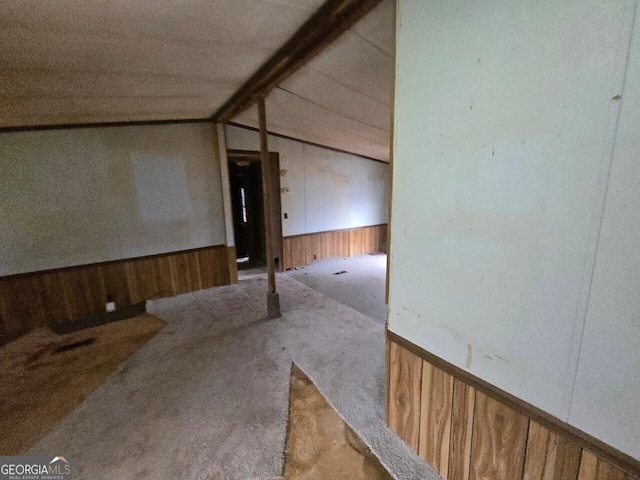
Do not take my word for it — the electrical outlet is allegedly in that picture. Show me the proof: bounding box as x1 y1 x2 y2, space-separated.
284 213 288 219
106 293 115 312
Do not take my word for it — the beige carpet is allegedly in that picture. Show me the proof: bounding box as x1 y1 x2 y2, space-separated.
29 273 437 479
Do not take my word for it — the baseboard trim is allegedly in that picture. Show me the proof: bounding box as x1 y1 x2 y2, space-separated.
387 330 640 478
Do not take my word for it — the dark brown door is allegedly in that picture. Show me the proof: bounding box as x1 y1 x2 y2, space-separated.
228 150 283 270
229 160 265 267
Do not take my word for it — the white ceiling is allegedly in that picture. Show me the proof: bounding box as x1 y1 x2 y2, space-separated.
0 0 394 161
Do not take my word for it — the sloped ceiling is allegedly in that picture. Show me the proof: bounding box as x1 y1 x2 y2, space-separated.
0 0 325 126
0 0 394 161
233 0 394 161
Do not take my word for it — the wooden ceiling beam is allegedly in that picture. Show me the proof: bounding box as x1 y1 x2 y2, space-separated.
212 0 383 123
0 117 211 134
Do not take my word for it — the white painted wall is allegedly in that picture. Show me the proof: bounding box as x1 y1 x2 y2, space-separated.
215 124 235 247
389 0 640 459
0 123 226 276
569 6 640 459
225 125 389 237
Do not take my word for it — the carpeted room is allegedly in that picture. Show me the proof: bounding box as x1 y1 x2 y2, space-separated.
1 270 435 479
0 0 401 476
6 0 640 479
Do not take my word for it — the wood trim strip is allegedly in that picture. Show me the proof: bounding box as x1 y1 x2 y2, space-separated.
227 122 389 164
387 331 640 479
1 244 226 281
283 223 388 240
0 118 211 134
212 0 384 123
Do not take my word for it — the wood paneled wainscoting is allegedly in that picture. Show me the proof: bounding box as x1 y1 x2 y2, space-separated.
282 224 387 271
0 245 237 345
386 331 640 480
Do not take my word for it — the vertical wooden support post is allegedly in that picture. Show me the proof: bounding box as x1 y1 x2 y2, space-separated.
257 96 281 318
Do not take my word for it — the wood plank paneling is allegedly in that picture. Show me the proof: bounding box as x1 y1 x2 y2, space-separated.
127 257 161 303
65 265 108 320
524 422 581 480
282 224 387 270
596 462 631 480
226 246 238 284
470 391 529 480
579 450 636 480
579 451 600 480
554 438 582 480
387 336 640 480
449 378 476 480
102 262 131 307
339 230 352 257
283 235 306 270
419 361 454 478
524 421 560 480
0 245 234 344
388 340 422 452
41 271 76 326
0 275 45 336
169 252 200 295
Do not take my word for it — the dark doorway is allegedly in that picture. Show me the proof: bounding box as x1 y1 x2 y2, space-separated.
228 150 283 271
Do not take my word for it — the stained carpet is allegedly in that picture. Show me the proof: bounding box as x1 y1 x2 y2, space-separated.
0 314 165 456
29 273 437 479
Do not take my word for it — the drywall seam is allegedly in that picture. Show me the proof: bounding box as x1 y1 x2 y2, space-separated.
559 0 639 421
228 121 388 164
0 123 226 276
276 85 388 132
386 0 401 317
348 155 353 229
216 124 235 247
303 143 309 234
383 0 397 307
224 124 389 235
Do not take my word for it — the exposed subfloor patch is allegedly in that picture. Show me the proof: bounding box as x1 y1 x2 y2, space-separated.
284 363 393 480
29 274 437 480
286 254 388 324
0 314 165 456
